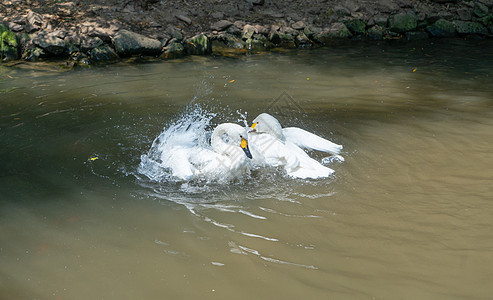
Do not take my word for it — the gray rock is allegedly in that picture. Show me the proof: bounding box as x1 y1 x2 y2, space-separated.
88 45 119 63
291 21 305 30
334 6 351 17
374 0 399 13
479 0 493 7
281 26 299 37
453 20 488 35
33 32 67 55
184 33 211 55
233 21 245 29
457 8 473 21
86 25 118 43
254 24 269 35
226 25 242 36
242 24 257 40
176 15 192 25
372 15 389 27
211 12 224 19
112 30 163 56
390 12 418 33
210 20 233 31
167 25 183 40
26 10 43 31
8 22 24 32
81 36 104 52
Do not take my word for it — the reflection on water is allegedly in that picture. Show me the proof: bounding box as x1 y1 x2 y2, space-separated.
1 39 493 299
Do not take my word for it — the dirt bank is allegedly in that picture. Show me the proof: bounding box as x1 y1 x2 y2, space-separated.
1 0 492 65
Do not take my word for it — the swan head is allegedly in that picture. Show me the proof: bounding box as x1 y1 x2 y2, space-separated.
240 135 253 159
249 113 284 140
211 123 252 159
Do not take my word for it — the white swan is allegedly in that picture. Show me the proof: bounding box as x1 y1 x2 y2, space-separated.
148 123 252 181
247 113 343 179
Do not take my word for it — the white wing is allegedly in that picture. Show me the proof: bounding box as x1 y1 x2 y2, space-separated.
284 141 335 179
282 127 342 155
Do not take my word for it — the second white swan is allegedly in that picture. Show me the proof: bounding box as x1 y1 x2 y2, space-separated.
248 113 343 179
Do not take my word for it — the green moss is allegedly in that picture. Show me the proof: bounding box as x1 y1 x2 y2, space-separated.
390 12 418 33
344 19 366 35
184 34 212 55
1 29 19 61
453 20 488 35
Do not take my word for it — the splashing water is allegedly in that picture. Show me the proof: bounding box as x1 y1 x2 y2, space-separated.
138 105 218 182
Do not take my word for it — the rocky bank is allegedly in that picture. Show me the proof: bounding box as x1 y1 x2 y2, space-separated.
1 0 493 66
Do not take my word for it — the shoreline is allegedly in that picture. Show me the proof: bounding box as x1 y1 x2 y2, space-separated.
1 0 492 67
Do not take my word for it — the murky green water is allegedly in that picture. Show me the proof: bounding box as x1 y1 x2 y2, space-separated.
1 39 493 299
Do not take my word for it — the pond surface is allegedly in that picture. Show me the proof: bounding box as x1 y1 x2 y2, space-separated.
1 39 493 299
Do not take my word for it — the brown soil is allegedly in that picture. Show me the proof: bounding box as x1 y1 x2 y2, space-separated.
1 0 418 40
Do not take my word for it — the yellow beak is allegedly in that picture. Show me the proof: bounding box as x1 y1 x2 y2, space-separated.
240 136 252 159
249 122 258 133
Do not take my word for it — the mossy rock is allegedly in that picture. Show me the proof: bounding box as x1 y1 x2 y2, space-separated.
88 45 119 64
453 20 488 35
160 40 185 59
426 19 456 37
474 2 489 18
21 47 46 61
1 30 19 61
313 23 352 44
295 32 312 47
66 51 90 68
389 12 418 33
344 19 367 35
184 34 212 55
211 33 245 50
303 25 322 39
367 25 386 40
479 14 493 27
246 34 273 51
277 33 297 48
